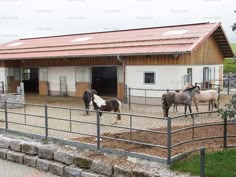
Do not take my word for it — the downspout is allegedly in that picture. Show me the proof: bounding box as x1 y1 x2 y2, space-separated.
116 55 126 99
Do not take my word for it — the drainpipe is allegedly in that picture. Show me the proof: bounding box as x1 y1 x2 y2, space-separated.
116 55 126 99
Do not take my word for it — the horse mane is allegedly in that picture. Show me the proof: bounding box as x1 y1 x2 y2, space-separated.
183 85 200 92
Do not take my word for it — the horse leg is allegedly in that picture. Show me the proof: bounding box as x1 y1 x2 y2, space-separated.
194 100 199 112
188 105 193 118
85 102 89 115
117 107 121 121
173 104 178 113
184 105 187 117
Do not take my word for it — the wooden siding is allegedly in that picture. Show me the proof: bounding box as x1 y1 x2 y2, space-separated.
124 37 224 65
124 54 191 65
117 82 124 100
4 56 121 67
0 61 5 67
191 36 224 65
39 81 49 96
76 82 90 97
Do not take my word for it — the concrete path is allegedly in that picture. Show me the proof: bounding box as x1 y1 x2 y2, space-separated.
0 159 58 177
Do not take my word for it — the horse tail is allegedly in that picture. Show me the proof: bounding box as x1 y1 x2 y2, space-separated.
117 100 121 120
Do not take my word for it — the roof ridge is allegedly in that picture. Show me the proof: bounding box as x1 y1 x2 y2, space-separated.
19 22 211 41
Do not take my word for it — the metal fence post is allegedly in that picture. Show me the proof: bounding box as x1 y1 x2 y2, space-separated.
227 79 230 95
125 84 128 103
192 116 195 140
167 117 171 165
223 118 227 148
217 86 220 110
96 110 101 150
45 105 48 140
200 147 205 177
128 87 131 110
4 101 8 133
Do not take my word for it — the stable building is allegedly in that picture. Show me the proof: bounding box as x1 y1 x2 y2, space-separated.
0 22 233 99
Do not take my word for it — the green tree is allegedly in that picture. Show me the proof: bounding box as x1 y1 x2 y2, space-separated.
219 95 236 119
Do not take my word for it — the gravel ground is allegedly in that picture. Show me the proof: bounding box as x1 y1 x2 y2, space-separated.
0 94 233 177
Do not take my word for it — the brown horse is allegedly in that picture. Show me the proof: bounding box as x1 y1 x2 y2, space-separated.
91 94 121 124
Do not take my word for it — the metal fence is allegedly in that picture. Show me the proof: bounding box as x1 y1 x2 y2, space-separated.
125 82 236 110
0 101 235 165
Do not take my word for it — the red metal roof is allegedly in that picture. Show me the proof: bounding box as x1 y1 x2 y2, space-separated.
0 22 233 59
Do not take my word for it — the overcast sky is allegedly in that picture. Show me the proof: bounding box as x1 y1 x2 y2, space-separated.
0 0 235 44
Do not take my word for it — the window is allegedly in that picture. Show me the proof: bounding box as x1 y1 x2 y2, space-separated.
22 69 30 80
210 67 215 81
187 68 192 83
144 72 155 84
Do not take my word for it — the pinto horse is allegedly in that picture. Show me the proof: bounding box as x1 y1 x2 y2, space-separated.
82 89 97 115
91 94 121 123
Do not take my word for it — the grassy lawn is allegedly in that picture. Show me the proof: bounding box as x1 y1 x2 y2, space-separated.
224 43 236 73
171 149 236 177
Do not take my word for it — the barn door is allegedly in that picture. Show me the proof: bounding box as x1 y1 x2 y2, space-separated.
7 68 20 93
39 67 48 95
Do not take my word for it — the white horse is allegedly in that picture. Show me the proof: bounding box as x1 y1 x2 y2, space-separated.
184 83 218 112
192 89 218 112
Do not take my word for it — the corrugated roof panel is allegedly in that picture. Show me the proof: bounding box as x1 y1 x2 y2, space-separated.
0 22 233 59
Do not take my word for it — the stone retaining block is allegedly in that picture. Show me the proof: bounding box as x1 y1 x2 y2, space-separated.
0 148 8 159
38 144 57 160
64 166 84 177
49 161 66 176
7 151 25 164
23 155 38 167
54 150 75 165
81 171 107 177
91 160 113 176
0 136 11 149
22 142 39 155
74 155 93 169
9 139 24 152
36 158 50 171
113 165 132 177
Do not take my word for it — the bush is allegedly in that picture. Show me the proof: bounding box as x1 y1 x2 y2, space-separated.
219 95 236 119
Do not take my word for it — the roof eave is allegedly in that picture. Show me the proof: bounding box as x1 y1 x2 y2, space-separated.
0 51 191 60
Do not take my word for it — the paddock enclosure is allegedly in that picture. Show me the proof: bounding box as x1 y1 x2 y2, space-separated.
0 22 233 101
0 93 235 164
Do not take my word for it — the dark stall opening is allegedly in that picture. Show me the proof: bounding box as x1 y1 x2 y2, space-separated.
92 66 117 96
22 68 39 93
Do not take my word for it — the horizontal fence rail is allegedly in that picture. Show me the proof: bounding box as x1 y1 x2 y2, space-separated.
125 81 236 110
0 101 235 165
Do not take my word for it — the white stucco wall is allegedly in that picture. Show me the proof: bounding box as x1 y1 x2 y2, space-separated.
48 67 76 95
126 65 222 97
75 66 91 82
0 67 6 92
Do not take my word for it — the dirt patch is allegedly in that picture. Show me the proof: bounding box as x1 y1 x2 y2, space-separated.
72 122 236 158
